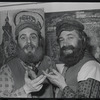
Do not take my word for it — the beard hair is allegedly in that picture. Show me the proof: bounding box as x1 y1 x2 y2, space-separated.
59 40 85 67
16 44 44 66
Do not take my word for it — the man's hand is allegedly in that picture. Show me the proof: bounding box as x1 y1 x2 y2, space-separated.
23 71 46 94
42 69 67 90
27 69 37 79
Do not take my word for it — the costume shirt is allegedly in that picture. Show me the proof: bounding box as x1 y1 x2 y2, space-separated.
56 52 100 98
0 56 55 98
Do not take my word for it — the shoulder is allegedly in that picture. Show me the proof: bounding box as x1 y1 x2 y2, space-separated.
78 60 100 82
0 64 12 77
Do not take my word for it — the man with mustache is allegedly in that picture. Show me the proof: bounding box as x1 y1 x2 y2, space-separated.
0 11 55 98
43 19 100 98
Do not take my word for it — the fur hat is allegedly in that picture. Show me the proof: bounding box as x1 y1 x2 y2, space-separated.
14 10 44 38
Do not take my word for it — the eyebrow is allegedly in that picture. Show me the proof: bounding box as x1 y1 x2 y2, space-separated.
20 34 26 38
30 33 38 37
59 33 74 38
19 33 38 38
66 33 74 37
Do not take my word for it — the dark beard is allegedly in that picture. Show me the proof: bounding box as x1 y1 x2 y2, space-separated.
59 41 85 67
16 44 44 66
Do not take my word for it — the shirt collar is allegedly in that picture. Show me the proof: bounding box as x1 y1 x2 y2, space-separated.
19 58 41 70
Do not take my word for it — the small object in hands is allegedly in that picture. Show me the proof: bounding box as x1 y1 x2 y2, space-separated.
28 69 37 80
48 68 55 75
42 68 54 76
32 66 38 75
29 63 39 75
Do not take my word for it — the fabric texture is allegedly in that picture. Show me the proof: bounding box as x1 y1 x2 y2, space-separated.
78 60 100 82
0 56 56 98
62 78 100 98
55 51 100 98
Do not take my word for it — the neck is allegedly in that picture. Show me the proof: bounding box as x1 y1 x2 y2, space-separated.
20 58 40 75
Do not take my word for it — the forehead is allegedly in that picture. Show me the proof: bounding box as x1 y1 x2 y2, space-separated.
59 30 79 38
18 27 38 36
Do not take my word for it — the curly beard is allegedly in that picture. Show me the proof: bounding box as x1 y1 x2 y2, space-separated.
59 40 85 67
16 44 44 66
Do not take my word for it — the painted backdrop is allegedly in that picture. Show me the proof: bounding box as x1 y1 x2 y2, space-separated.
0 8 45 67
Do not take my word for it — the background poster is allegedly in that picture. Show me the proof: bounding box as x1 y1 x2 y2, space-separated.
45 9 100 64
0 8 45 67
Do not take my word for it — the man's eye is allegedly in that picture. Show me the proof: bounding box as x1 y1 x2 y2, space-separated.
59 38 64 42
68 37 74 39
31 36 36 39
59 39 63 42
21 36 26 40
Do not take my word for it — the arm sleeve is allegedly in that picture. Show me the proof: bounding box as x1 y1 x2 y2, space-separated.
61 78 100 98
61 61 100 98
0 64 28 98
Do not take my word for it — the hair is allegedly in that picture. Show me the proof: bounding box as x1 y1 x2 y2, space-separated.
75 30 93 54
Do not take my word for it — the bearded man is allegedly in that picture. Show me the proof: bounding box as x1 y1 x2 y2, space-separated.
43 19 100 98
0 11 55 98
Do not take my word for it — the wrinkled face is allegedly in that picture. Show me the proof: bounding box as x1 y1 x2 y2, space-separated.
58 30 80 56
18 27 39 55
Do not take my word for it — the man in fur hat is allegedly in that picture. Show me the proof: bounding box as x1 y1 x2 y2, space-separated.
0 11 55 98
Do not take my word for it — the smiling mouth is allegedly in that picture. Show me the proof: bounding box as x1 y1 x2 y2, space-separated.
63 49 73 55
27 47 33 51
24 47 35 54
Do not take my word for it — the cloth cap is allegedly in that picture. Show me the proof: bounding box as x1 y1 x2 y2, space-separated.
14 11 44 38
56 19 84 37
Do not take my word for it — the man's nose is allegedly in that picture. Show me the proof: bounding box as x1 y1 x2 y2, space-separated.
63 40 69 47
27 38 31 43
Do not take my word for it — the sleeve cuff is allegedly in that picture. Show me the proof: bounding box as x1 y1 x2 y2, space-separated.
62 86 75 98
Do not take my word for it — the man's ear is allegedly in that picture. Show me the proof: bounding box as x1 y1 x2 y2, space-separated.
39 36 44 47
39 36 45 52
81 31 88 50
83 36 86 43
